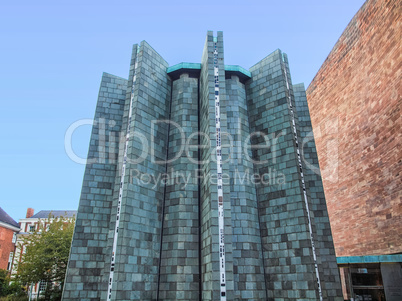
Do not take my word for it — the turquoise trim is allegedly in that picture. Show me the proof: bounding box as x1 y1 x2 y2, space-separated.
167 63 201 74
167 63 251 81
224 65 251 78
337 254 402 264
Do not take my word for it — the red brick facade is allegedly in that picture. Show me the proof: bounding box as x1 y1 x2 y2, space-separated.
306 0 401 257
0 226 16 270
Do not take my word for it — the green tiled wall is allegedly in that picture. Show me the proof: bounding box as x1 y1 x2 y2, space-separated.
226 75 267 300
63 32 342 301
246 50 321 300
110 41 171 300
63 72 127 300
158 74 200 300
293 83 343 300
199 31 234 301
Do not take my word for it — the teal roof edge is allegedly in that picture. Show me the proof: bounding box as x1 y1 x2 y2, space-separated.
224 65 251 78
337 254 402 264
167 63 201 73
167 63 251 79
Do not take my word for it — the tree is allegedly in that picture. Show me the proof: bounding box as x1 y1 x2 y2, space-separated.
15 214 75 300
0 269 26 300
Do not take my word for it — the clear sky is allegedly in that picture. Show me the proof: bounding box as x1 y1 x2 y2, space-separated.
0 0 366 222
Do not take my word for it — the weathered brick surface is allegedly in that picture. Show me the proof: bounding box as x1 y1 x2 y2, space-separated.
306 0 401 257
0 226 16 270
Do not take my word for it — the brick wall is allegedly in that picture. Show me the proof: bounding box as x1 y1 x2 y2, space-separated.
306 0 401 257
0 226 15 270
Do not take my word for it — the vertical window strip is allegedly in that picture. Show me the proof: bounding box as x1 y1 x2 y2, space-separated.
281 53 323 301
106 45 140 301
214 39 227 301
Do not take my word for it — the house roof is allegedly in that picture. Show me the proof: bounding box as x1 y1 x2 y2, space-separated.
31 210 77 219
0 207 19 228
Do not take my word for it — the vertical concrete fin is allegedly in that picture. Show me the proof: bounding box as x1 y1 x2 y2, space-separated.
110 41 171 300
293 83 343 300
200 31 234 301
246 49 321 300
225 74 267 299
62 72 127 301
158 74 200 300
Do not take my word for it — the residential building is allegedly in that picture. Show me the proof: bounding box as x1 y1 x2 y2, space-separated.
0 207 19 271
12 208 76 299
18 209 76 234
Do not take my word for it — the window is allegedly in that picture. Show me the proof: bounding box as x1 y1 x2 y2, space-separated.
12 232 17 243
7 252 13 270
29 225 35 232
39 280 48 292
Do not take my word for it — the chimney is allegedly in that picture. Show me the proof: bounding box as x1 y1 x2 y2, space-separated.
26 208 34 218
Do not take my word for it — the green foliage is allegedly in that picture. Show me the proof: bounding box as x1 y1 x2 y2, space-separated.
15 214 75 297
0 270 26 299
0 296 28 301
37 282 62 301
0 270 8 296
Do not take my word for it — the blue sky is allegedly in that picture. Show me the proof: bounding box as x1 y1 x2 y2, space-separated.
0 0 365 221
